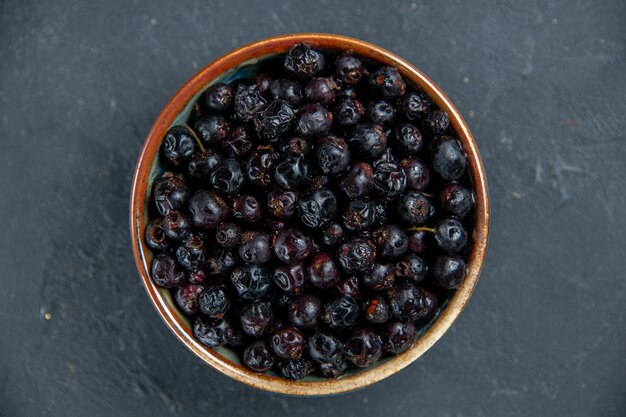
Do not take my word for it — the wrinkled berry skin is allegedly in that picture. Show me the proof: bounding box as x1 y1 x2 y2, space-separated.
187 269 208 285
398 91 430 121
296 103 333 138
276 358 315 380
400 157 430 191
231 195 263 225
288 294 322 329
199 285 230 319
238 231 272 265
373 150 407 197
194 115 230 147
176 234 207 271
315 135 351 175
396 191 433 225
307 252 339 289
174 284 204 315
335 53 366 85
193 316 233 347
395 254 427 283
372 225 408 260
349 123 388 160
204 82 233 113
391 124 422 154
362 263 395 291
145 218 169 251
323 295 359 329
273 263 306 293
215 222 241 248
240 300 274 337
161 125 197 166
434 217 468 253
422 110 450 136
305 77 340 105
388 282 427 322
336 275 364 301
187 150 222 181
271 325 305 359
153 174 190 216
222 125 253 158
273 228 314 265
440 183 473 219
205 249 237 277
407 230 429 253
362 295 391 324
284 43 325 79
321 223 344 248
163 210 191 241
274 155 310 190
432 254 467 289
345 327 383 367
430 136 467 181
297 188 338 229
320 360 348 378
188 190 228 229
333 97 364 126
365 100 396 126
307 330 344 364
247 150 279 187
254 99 295 141
269 79 303 107
342 200 376 232
243 340 275 372
210 159 244 195
267 189 298 219
234 84 267 122
337 237 377 274
382 321 416 354
230 265 272 300
340 162 374 199
370 66 406 99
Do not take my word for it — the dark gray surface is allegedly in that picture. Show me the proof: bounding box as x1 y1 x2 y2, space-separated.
1 0 625 416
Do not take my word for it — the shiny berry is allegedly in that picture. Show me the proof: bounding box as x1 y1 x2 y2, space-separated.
398 91 430 120
267 189 298 219
297 188 338 229
243 340 275 372
307 252 339 289
145 218 169 251
210 159 244 195
194 115 230 147
230 265 272 300
373 149 407 196
320 223 344 248
395 254 426 283
334 53 365 85
153 173 190 216
295 103 333 138
187 150 222 181
269 79 303 107
348 123 387 160
307 330 344 364
419 289 439 323
370 66 406 99
305 77 339 105
314 135 351 175
199 285 230 319
333 97 364 126
382 321 416 354
339 162 373 199
336 275 363 300
362 262 395 291
271 325 305 359
396 191 433 225
273 228 314 265
276 357 315 380
372 225 408 260
362 295 391 324
221 125 253 158
240 300 273 337
205 249 237 277
365 100 396 126
193 316 233 347
161 125 197 166
323 295 359 329
247 150 279 187
234 84 267 122
432 254 467 289
440 183 473 219
400 157 430 191
342 200 375 232
238 231 271 265
284 43 325 79
274 155 310 190
204 82 233 113
174 284 204 315
434 217 468 253
254 99 295 141
422 110 450 136
288 294 322 329
215 222 241 248
430 136 467 181
391 124 423 154
232 195 263 224
273 264 306 293
345 327 383 367
163 210 191 241
255 73 272 93
388 282 427 322
337 237 376 274
319 360 348 378
188 190 228 229
176 234 207 271
407 230 429 253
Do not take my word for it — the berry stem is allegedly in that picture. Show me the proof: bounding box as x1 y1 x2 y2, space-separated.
185 124 206 152
420 192 434 198
406 226 435 233
257 145 275 151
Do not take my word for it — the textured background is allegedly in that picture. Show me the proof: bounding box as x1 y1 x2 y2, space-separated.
1 0 625 416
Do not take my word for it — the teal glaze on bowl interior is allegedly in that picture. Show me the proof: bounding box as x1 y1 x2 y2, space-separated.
139 53 451 382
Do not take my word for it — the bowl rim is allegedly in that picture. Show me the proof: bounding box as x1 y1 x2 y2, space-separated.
130 33 489 396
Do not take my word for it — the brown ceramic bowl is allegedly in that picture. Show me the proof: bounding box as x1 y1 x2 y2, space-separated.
130 33 489 396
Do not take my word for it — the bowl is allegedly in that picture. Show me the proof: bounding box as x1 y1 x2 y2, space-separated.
130 33 489 396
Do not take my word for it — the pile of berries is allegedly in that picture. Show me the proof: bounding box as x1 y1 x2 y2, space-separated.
145 43 474 380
